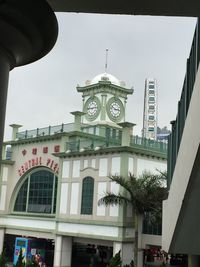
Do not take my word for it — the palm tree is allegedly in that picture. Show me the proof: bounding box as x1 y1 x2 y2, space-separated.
98 171 167 267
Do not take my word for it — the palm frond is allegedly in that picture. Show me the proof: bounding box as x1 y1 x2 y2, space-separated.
109 175 136 200
98 193 131 206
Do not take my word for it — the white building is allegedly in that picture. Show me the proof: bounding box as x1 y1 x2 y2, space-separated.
0 73 167 267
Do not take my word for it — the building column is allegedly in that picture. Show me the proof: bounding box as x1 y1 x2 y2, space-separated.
118 122 136 146
0 229 5 254
71 111 86 131
113 242 134 266
54 236 72 267
9 124 22 141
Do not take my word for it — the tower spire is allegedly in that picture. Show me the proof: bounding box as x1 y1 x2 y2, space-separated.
105 48 108 73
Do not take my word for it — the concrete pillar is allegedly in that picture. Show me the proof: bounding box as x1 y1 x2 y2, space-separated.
0 229 5 254
71 111 86 131
9 124 22 141
113 242 134 266
118 122 136 146
0 50 11 163
1 145 6 161
0 0 58 163
54 236 72 267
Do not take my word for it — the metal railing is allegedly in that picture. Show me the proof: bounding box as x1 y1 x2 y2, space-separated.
131 136 167 154
168 18 199 187
16 123 75 139
15 122 167 156
66 135 167 154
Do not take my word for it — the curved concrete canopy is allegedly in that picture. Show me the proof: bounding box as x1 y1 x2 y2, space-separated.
47 0 200 17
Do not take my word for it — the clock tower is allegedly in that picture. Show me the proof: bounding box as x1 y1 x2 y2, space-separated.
77 73 133 125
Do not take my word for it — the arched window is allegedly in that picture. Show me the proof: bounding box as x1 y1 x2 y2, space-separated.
14 169 58 214
81 176 94 215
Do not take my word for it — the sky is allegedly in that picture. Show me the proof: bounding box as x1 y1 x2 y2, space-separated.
4 13 196 140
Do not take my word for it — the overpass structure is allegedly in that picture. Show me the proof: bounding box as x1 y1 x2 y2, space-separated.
47 0 200 17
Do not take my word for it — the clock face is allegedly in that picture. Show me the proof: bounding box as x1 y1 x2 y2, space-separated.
107 97 124 122
83 97 101 121
87 100 98 116
110 102 121 117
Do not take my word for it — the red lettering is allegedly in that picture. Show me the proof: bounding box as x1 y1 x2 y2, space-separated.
54 145 60 153
32 159 35 167
29 160 31 168
53 163 58 171
43 147 48 153
21 166 25 174
50 160 54 169
46 158 51 166
25 162 28 171
18 169 22 176
32 148 37 155
22 149 27 156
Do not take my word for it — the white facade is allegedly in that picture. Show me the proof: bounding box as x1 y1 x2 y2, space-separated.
0 73 167 267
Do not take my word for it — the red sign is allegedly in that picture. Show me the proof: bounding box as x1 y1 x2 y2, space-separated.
32 148 37 155
43 147 48 153
54 145 60 153
18 157 59 176
22 149 27 156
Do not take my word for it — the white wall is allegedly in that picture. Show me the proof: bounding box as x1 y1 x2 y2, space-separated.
62 161 70 178
70 183 79 214
60 183 68 214
96 182 106 216
99 158 108 176
137 158 166 176
109 182 119 216
162 65 200 251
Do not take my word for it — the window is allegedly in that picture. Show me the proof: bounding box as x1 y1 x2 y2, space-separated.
149 115 155 120
149 96 155 102
148 127 155 132
81 176 94 215
148 84 155 89
149 105 155 110
14 169 58 214
149 89 155 95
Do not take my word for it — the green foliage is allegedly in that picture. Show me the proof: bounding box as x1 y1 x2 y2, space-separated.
15 248 25 267
0 249 7 267
107 251 122 267
98 171 168 218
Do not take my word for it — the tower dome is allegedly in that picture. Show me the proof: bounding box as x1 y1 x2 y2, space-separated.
90 73 122 86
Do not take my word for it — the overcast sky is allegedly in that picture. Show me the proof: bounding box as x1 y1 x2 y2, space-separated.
4 13 196 140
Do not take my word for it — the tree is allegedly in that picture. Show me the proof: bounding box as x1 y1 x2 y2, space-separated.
0 249 7 267
108 251 122 267
98 171 167 267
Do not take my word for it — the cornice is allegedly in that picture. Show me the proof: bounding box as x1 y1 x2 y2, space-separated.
53 145 167 160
